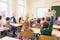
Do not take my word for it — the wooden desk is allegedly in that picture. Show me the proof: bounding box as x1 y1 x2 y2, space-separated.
10 23 22 27
0 36 18 40
53 25 60 29
0 27 9 32
0 27 9 37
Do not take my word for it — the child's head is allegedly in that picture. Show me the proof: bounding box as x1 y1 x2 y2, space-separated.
42 22 49 29
46 17 50 22
0 16 2 20
48 9 51 12
42 17 45 21
6 17 10 21
55 17 58 20
37 18 41 23
19 17 22 22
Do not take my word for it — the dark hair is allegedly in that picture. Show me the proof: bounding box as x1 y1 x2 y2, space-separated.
37 18 41 23
0 16 2 20
55 17 58 20
43 22 49 28
19 17 22 22
48 9 51 12
6 17 10 21
42 17 45 21
46 17 50 22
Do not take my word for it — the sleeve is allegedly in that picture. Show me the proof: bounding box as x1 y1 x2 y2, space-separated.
48 16 54 31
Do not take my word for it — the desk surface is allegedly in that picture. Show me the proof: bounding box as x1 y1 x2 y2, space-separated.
0 27 9 31
0 36 18 40
53 25 60 29
10 23 22 27
31 28 60 37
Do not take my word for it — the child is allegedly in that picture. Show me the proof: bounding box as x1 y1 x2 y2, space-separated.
54 17 60 25
41 17 45 26
35 18 41 26
11 16 17 23
40 15 54 36
46 17 50 23
0 16 2 26
6 17 10 25
6 17 17 37
41 17 45 22
19 17 24 24
18 17 33 40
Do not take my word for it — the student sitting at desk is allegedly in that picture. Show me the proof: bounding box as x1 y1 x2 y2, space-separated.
35 18 41 26
19 17 24 24
6 17 10 25
41 17 45 24
40 15 54 36
11 16 17 23
6 17 17 37
54 17 60 25
46 17 50 23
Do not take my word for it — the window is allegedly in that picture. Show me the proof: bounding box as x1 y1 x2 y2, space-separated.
0 2 8 17
0 0 12 18
37 8 50 18
18 0 26 19
0 0 8 2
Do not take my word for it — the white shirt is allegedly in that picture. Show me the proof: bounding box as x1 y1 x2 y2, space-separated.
46 12 52 17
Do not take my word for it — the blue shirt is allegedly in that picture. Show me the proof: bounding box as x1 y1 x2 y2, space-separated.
54 20 60 24
11 17 17 23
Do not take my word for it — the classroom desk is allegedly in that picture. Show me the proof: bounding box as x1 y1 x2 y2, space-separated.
0 36 18 40
10 23 22 27
0 27 9 32
31 28 60 37
0 27 9 37
53 25 60 29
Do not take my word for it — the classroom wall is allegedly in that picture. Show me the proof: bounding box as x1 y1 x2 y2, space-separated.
26 0 60 18
12 0 60 18
52 1 60 6
26 0 51 18
12 0 18 19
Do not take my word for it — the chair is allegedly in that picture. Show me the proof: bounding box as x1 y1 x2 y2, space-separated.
39 35 56 40
4 24 10 28
4 24 16 37
34 26 41 29
20 31 33 39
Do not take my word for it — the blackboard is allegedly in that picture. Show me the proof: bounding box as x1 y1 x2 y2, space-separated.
51 6 60 17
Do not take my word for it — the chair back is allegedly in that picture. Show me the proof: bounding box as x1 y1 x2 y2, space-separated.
34 26 41 29
39 35 56 40
4 24 10 28
21 31 33 38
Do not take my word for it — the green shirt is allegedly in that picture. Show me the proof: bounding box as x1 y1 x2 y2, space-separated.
40 16 54 36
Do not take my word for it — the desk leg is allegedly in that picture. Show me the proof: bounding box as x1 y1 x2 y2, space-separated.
0 31 1 38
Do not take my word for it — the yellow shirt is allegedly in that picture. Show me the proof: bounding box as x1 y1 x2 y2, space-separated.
19 20 24 24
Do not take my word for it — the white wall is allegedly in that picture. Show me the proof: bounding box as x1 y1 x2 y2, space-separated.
27 0 51 17
27 0 60 18
52 1 60 6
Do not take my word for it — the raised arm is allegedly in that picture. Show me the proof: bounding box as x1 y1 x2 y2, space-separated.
48 16 54 31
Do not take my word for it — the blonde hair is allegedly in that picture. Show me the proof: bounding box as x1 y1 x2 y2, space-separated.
23 20 30 31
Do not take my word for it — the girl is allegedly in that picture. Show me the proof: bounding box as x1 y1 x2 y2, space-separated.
19 17 24 24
